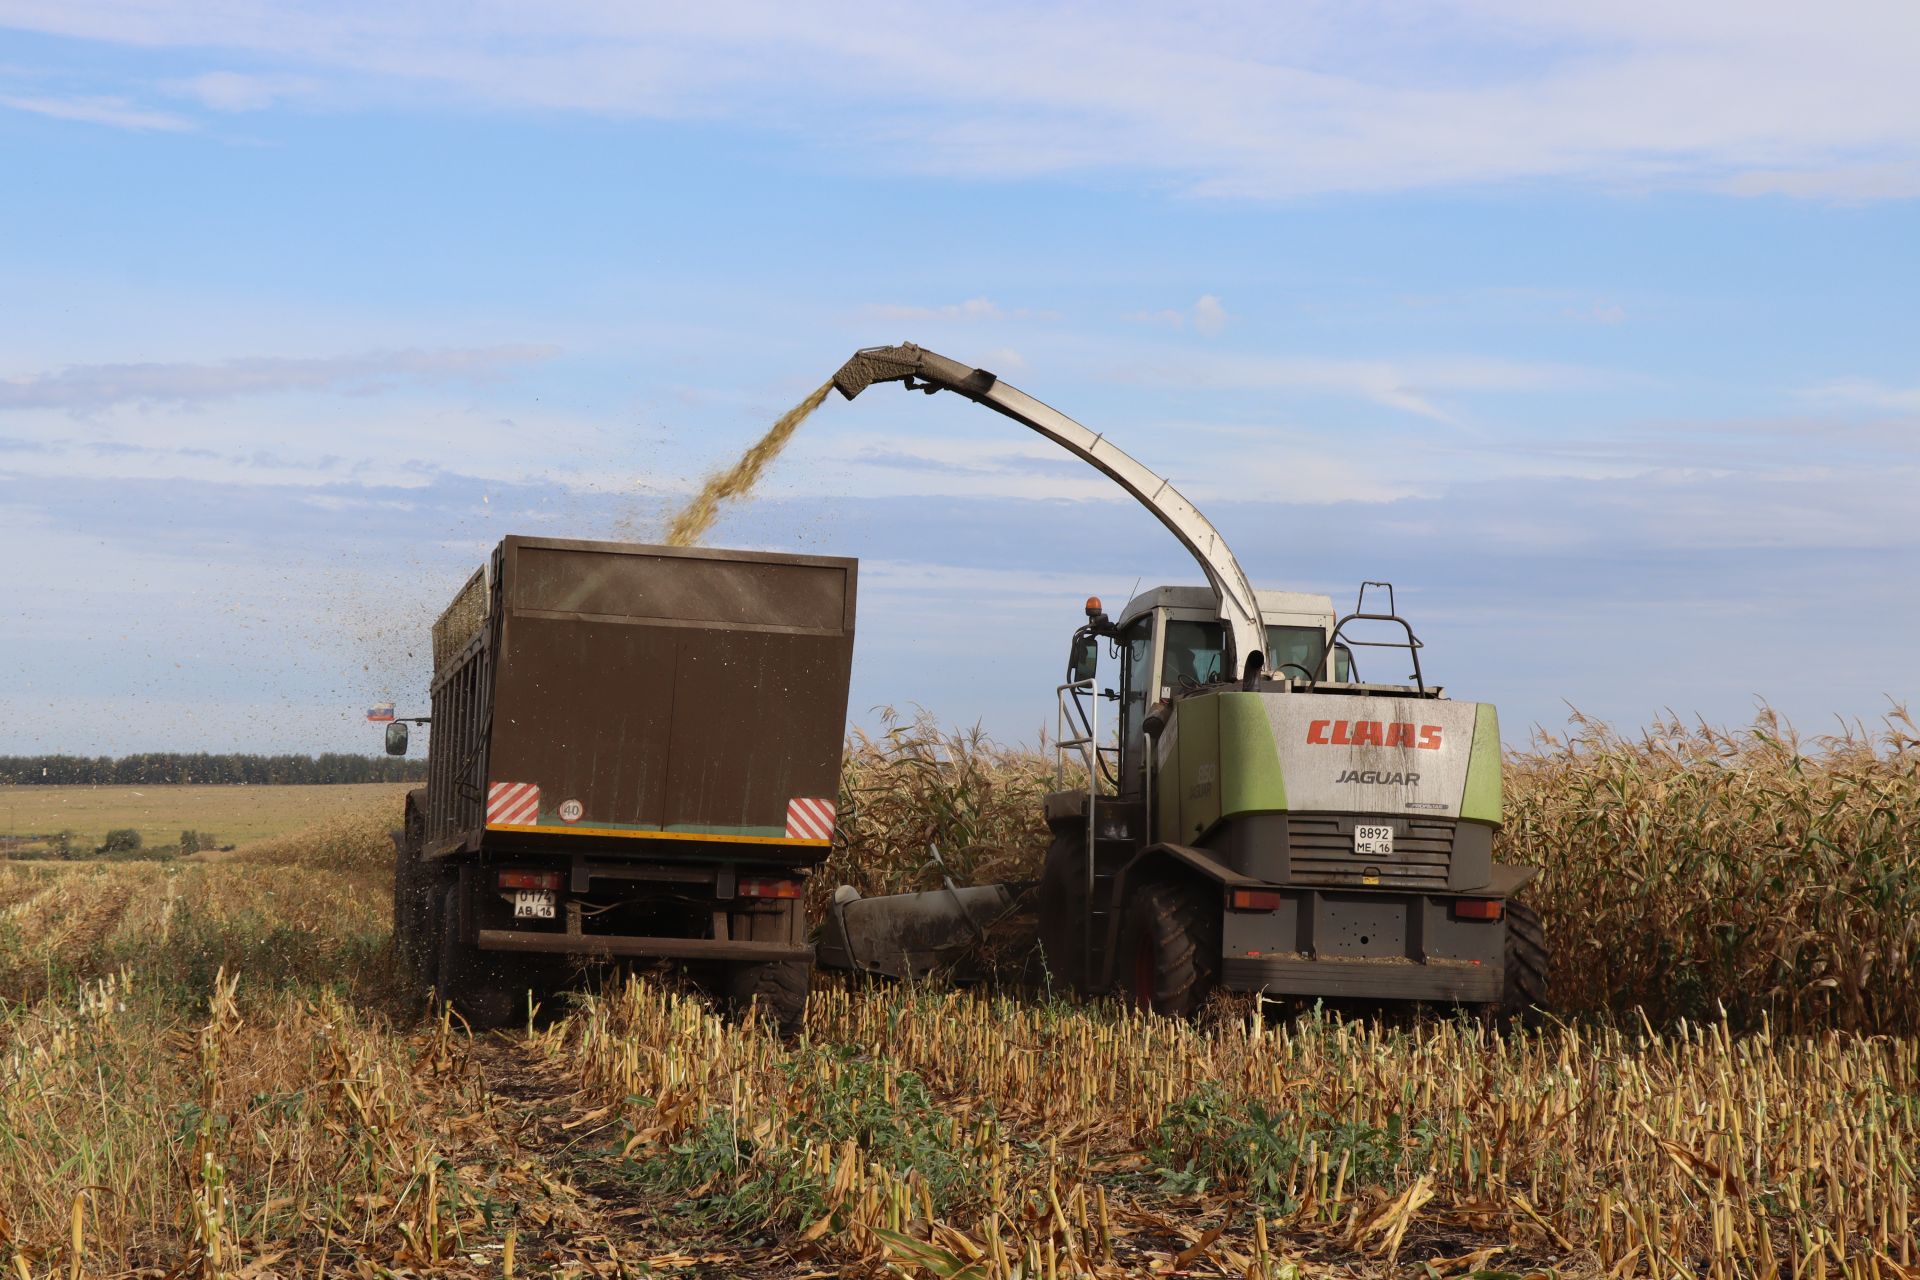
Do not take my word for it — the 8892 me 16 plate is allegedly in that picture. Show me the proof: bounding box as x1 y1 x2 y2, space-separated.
1353 824 1394 857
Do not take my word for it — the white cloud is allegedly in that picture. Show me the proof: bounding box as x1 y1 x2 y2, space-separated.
865 298 1060 323
1567 302 1627 326
1121 351 1602 422
0 92 192 131
4 2 1920 198
0 344 559 413
1798 379 1920 413
163 70 317 112
1192 295 1229 337
1126 295 1231 336
868 298 1002 322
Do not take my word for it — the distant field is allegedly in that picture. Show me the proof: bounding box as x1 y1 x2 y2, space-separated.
0 782 408 853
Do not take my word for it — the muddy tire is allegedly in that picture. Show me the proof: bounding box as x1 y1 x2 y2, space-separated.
1118 879 1219 1019
1500 901 1550 1027
728 960 810 1037
434 885 517 1031
1035 830 1090 995
391 794 433 985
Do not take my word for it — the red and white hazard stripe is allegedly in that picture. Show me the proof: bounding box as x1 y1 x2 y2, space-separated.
785 797 836 841
487 781 541 826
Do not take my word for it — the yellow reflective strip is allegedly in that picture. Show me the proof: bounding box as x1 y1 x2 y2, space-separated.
485 823 828 848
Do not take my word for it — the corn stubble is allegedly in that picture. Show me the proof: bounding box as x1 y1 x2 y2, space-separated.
2 707 1918 1276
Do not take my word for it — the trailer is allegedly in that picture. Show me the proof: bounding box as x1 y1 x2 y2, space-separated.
388 535 857 1030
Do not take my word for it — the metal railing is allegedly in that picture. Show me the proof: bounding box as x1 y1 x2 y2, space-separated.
1056 680 1120 983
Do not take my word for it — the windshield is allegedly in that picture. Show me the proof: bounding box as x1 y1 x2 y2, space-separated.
1160 617 1347 687
1267 625 1324 679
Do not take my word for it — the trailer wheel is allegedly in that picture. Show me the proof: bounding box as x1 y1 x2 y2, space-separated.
391 796 433 985
1118 879 1219 1019
1500 901 1550 1027
434 885 517 1030
1035 831 1090 995
728 961 809 1037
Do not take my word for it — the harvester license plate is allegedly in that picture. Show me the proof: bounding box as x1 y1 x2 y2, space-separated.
1353 825 1394 857
513 890 556 920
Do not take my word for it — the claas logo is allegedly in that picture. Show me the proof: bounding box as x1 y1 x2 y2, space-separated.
1306 720 1443 750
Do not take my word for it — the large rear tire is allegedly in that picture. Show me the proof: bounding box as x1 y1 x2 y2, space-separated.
391 794 433 986
726 901 810 1037
1117 879 1219 1018
434 885 518 1031
727 960 810 1037
1501 901 1550 1027
1035 830 1090 995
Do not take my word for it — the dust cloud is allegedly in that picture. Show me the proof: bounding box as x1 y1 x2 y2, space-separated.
662 380 834 546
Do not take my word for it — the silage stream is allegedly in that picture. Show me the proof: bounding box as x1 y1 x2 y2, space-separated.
662 379 835 546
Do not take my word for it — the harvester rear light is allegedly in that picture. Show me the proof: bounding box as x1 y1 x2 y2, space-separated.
1453 898 1504 921
738 877 803 900
497 870 564 891
1229 889 1282 912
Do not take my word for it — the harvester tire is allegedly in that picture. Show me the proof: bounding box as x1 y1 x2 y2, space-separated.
728 960 810 1038
1118 879 1218 1019
1501 901 1550 1027
434 885 516 1031
1035 831 1090 995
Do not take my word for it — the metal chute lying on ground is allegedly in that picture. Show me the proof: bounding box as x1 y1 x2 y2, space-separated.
817 344 1549 1020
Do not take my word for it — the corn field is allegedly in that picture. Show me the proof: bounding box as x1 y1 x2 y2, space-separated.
1 710 1918 1275
1502 707 1920 1031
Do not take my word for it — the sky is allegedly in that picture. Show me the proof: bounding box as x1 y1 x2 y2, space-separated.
2 1 1918 756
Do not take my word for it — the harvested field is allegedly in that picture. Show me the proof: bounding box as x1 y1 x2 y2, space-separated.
0 715 1916 1277
0 782 409 855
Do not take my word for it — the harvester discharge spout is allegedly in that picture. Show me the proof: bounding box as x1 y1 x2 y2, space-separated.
832 342 1266 684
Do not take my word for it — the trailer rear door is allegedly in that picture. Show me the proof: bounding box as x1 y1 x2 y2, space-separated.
483 537 856 857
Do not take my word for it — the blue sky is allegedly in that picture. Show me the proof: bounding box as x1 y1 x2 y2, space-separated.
2 2 1917 755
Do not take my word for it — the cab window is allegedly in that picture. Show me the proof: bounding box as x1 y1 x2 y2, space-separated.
1266 625 1323 679
1164 617 1351 684
1162 620 1224 688
1118 617 1153 778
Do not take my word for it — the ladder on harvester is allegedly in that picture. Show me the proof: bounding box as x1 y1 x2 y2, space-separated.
1056 680 1132 990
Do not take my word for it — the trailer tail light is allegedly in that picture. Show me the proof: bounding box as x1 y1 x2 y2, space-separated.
738 878 803 900
497 870 564 891
1230 889 1282 912
1453 898 1504 921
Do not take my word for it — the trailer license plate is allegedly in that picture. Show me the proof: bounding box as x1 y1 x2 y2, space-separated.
1353 824 1394 857
513 890 556 920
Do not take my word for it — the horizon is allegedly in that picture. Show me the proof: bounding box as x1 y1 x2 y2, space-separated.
4 3 1917 756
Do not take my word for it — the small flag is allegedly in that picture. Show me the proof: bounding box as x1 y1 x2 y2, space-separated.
366 702 396 722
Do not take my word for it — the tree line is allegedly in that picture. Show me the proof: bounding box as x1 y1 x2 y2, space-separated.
0 754 428 786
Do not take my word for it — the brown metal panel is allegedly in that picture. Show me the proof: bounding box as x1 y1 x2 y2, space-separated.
514 543 850 632
659 629 853 827
498 614 682 826
471 536 855 852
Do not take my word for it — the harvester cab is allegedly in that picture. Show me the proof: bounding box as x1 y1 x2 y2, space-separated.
818 344 1548 1022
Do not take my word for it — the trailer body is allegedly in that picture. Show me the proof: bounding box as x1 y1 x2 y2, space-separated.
395 535 856 1028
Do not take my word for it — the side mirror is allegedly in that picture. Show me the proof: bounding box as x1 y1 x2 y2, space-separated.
384 721 410 756
1067 636 1098 684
